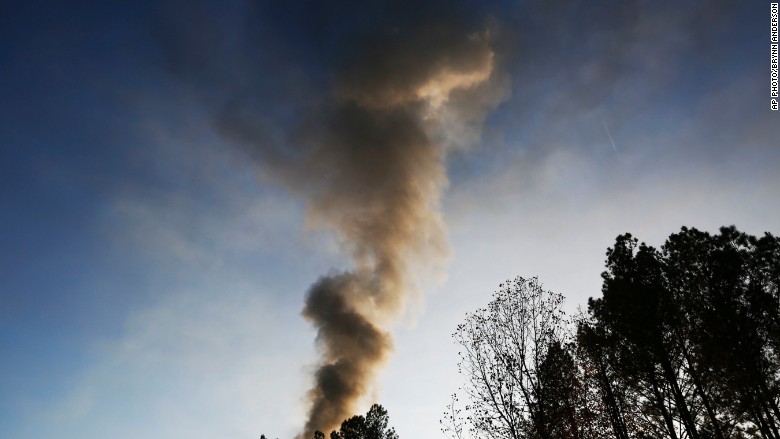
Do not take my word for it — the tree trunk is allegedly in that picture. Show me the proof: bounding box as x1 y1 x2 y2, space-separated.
759 379 780 428
761 399 780 439
650 374 679 439
660 353 700 439
682 348 725 439
751 408 775 439
592 353 629 439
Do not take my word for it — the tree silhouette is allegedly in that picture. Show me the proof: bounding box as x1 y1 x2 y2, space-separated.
589 234 703 439
449 226 780 439
583 226 780 438
663 226 780 437
315 404 399 439
535 340 603 439
445 277 587 439
575 321 635 439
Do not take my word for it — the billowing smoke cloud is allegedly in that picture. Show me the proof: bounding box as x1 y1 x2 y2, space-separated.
153 1 509 436
288 22 505 437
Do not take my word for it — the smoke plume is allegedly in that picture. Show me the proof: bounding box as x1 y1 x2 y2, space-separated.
153 1 509 436
290 20 508 437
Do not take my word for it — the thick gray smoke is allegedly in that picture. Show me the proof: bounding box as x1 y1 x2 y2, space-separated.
153 2 509 436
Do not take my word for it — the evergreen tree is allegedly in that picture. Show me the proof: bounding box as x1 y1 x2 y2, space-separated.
320 404 398 439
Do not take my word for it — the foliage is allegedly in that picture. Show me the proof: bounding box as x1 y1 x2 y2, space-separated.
314 404 399 439
584 226 780 439
447 226 780 439
443 276 598 439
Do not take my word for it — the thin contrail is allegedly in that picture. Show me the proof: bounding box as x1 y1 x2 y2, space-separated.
600 114 618 152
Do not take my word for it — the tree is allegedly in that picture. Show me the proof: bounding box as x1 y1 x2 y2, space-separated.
588 234 704 439
584 226 780 439
316 404 399 439
662 226 780 437
575 321 636 439
444 276 592 439
535 340 602 439
447 226 780 439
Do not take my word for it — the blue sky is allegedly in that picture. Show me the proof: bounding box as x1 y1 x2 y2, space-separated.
2 1 779 438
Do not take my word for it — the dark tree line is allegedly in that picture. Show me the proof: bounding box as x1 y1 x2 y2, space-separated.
313 404 399 439
261 404 398 439
446 226 780 439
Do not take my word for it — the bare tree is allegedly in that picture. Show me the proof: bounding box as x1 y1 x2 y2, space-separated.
444 276 572 439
